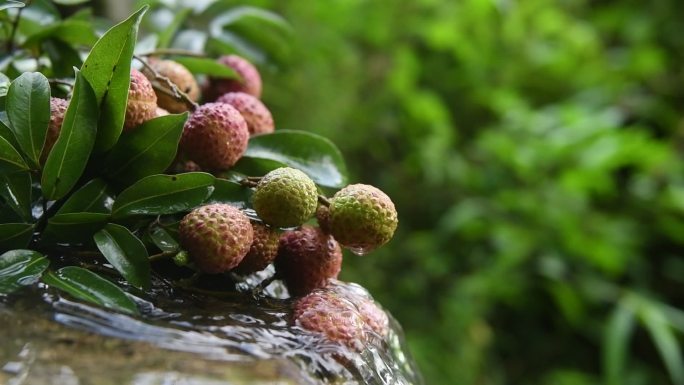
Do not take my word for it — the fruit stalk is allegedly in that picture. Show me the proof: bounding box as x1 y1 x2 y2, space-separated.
134 55 199 111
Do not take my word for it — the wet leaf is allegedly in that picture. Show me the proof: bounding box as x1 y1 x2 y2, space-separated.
81 6 148 152
172 57 238 78
234 130 348 188
5 72 50 168
43 266 139 315
148 226 179 253
0 134 29 173
0 223 34 252
0 249 48 293
603 301 635 385
112 173 215 218
94 223 151 290
0 172 32 221
103 113 187 185
56 178 113 215
42 213 110 244
42 70 98 200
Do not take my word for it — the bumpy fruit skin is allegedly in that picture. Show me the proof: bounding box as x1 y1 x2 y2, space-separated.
179 204 253 273
205 55 262 100
124 69 158 131
180 102 249 170
143 59 200 113
40 97 69 164
328 184 398 254
275 226 342 296
252 167 318 228
216 92 274 135
234 222 280 274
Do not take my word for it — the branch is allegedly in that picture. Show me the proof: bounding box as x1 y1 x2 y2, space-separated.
133 54 199 111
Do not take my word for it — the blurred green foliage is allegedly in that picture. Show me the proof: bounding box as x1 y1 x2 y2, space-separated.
238 0 684 384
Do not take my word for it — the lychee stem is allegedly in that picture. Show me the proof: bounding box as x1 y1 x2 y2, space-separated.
149 250 177 262
139 48 207 58
318 195 331 207
134 55 199 112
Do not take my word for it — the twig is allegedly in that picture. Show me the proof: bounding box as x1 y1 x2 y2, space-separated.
133 54 199 111
139 48 207 58
318 194 330 206
149 250 177 262
48 79 74 88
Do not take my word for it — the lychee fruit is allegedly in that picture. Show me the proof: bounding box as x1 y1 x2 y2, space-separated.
179 102 249 170
293 288 366 351
143 59 200 113
178 203 253 273
40 97 69 164
252 167 318 228
124 68 158 131
275 226 342 296
156 107 169 117
205 55 262 100
234 222 280 274
216 92 274 135
328 184 398 254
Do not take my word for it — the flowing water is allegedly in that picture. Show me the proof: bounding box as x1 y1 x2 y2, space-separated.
0 267 423 385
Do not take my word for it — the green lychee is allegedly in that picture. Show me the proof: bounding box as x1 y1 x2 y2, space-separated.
180 102 249 170
178 204 253 273
216 92 274 135
252 167 318 228
205 55 262 100
234 222 280 274
40 97 69 164
328 184 398 255
143 59 200 113
275 225 342 296
124 69 157 131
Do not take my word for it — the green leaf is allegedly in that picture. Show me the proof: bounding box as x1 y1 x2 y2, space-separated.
642 305 684 385
0 134 29 173
0 249 48 294
111 172 215 219
0 223 33 252
22 19 98 49
148 226 178 253
157 8 191 49
42 70 98 200
0 172 32 221
43 39 84 78
603 301 636 385
50 0 90 6
103 113 187 185
0 0 24 11
6 72 50 167
94 223 150 290
206 178 250 207
234 130 348 188
0 73 10 97
171 57 238 78
42 267 139 315
81 6 148 152
0 112 18 149
42 212 109 244
56 178 113 215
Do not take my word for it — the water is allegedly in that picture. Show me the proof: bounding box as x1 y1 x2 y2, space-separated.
0 269 423 385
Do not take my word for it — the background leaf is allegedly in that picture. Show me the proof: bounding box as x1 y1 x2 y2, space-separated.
42 266 139 315
0 0 24 12
5 72 50 167
0 134 29 173
642 305 684 385
111 173 215 218
0 223 33 252
81 6 148 152
603 300 636 385
42 212 110 244
171 57 238 78
0 172 32 221
103 113 187 185
205 178 250 207
94 223 151 290
42 70 98 200
148 225 179 253
234 130 348 188
0 249 48 294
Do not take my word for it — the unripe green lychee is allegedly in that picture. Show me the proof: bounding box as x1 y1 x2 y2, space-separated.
40 97 69 164
205 55 262 100
275 226 342 296
252 167 318 228
124 69 157 131
179 204 253 273
216 92 274 135
328 184 398 255
234 222 280 274
143 59 200 113
180 102 249 170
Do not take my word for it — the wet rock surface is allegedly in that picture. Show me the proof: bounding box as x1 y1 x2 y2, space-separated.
0 277 422 385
